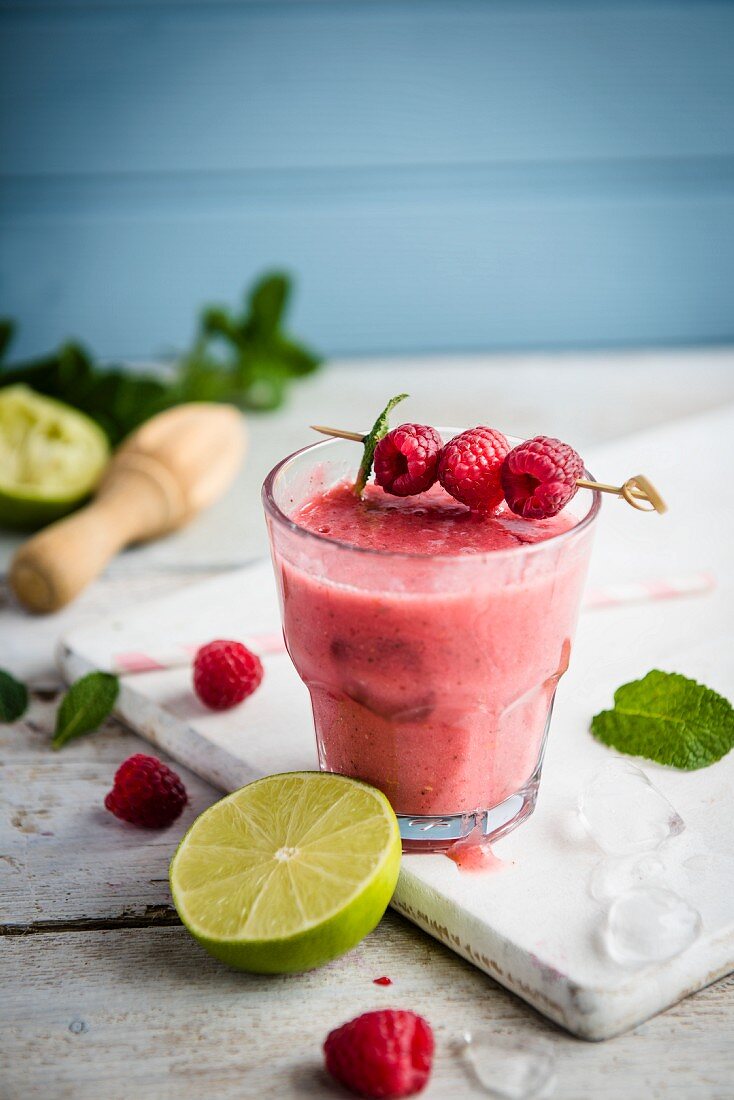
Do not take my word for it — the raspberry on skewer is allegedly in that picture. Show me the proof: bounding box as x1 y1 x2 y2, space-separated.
374 423 443 496
437 426 510 513
501 435 585 519
310 415 666 515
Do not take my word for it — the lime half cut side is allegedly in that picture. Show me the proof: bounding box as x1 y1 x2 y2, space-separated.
0 385 109 529
170 772 401 973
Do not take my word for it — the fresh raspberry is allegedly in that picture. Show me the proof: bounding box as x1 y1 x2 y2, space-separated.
193 640 263 710
324 1009 434 1099
438 426 510 513
104 754 187 828
374 424 443 496
501 435 584 519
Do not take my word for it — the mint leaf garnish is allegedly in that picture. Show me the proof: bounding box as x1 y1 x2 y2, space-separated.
591 670 734 770
0 669 28 723
52 672 119 750
354 393 408 497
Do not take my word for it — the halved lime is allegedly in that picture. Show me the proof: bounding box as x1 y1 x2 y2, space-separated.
170 771 401 973
0 385 109 530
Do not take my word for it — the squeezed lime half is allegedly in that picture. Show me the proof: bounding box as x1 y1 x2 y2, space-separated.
0 385 110 529
170 771 401 973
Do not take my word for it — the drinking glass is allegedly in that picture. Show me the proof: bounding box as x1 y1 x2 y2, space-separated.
263 432 599 850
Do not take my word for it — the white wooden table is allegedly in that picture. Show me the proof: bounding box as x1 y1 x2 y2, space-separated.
3 352 734 1100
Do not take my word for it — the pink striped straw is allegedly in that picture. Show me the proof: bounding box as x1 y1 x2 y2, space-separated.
583 571 715 610
112 633 286 674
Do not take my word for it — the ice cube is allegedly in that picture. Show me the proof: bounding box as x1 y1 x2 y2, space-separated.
603 886 702 965
588 853 667 902
461 1031 556 1099
578 760 684 855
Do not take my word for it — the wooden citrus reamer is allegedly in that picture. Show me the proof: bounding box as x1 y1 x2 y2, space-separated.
10 403 246 613
310 425 667 513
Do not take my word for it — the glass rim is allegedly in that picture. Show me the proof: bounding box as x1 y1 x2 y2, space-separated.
261 431 602 562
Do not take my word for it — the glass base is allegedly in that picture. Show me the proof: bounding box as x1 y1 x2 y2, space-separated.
397 767 541 853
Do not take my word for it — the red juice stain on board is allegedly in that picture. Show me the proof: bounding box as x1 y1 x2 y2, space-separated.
446 826 506 873
373 976 393 986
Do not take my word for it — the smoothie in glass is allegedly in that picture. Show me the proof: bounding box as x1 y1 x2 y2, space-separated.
263 432 599 849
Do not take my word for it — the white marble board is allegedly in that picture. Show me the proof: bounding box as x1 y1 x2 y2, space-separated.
58 405 734 1040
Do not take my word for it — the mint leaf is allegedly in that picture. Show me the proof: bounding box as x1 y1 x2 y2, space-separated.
272 335 321 377
0 669 28 723
591 670 734 769
200 306 241 342
179 272 321 414
354 393 409 497
52 672 119 750
248 272 289 336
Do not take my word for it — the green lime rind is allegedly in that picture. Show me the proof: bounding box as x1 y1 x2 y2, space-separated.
170 771 401 974
590 669 734 770
353 393 408 497
178 845 400 974
0 385 109 530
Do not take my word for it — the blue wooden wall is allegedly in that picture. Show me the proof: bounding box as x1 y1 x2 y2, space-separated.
2 1 734 360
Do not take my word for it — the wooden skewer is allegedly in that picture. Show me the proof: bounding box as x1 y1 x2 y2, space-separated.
311 425 366 443
576 475 667 513
310 425 667 514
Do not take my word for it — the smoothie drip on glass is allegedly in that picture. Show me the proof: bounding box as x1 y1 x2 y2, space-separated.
264 441 598 849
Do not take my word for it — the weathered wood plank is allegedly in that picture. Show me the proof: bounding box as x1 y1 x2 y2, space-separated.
1 693 219 926
4 689 734 1093
2 916 734 1100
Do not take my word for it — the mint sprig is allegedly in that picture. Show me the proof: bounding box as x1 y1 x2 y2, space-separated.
0 273 321 445
0 669 28 723
53 672 120 750
354 393 409 497
591 670 734 770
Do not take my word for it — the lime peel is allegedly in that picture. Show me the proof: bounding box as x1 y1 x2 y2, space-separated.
170 771 401 973
0 385 109 529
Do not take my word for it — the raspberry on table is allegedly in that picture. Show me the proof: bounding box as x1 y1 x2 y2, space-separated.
374 424 443 496
324 1009 434 1099
104 753 187 828
193 639 264 711
438 426 510 513
501 435 584 519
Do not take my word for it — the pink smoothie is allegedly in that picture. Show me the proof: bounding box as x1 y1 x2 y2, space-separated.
272 481 592 819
